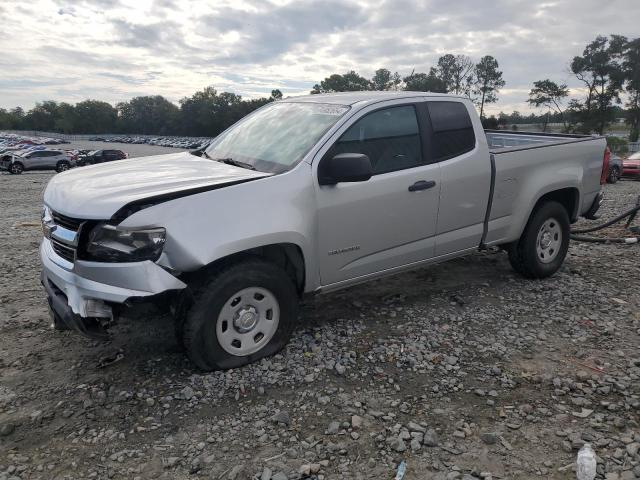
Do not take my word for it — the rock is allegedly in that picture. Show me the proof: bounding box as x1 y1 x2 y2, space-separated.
445 356 459 366
271 473 288 480
326 421 340 435
260 467 272 480
351 415 363 429
299 464 311 476
228 465 243 480
335 364 346 375
179 386 194 400
0 422 15 437
165 457 180 468
271 410 291 426
410 439 422 451
408 421 425 432
480 432 498 445
626 443 639 457
423 429 439 447
390 437 407 452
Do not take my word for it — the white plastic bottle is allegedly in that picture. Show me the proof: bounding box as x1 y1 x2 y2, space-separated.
576 443 597 480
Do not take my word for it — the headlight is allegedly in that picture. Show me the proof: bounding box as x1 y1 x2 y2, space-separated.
85 223 166 262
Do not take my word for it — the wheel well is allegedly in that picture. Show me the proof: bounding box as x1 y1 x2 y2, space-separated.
188 243 306 295
534 188 579 223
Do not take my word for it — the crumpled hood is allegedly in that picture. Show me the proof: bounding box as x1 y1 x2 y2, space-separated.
44 151 272 219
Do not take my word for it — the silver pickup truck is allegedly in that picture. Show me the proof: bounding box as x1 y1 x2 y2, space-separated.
40 92 607 370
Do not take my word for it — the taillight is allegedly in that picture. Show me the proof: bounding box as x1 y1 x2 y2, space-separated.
600 146 610 185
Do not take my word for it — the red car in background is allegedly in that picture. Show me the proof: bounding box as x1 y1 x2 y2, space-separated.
623 151 640 179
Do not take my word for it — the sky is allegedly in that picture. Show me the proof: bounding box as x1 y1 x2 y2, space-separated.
1 0 639 115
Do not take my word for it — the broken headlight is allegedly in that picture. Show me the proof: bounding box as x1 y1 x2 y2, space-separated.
85 223 166 262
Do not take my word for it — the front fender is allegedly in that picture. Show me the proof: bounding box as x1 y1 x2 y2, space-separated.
119 164 319 291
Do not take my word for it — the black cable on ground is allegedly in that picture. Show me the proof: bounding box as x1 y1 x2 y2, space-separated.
570 205 640 234
569 195 640 244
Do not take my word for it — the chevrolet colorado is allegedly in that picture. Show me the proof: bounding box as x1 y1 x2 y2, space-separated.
40 92 608 370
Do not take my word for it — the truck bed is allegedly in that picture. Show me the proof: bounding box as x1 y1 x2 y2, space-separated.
486 130 599 153
481 130 606 248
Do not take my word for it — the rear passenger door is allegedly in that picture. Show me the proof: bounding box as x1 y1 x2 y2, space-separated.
314 101 442 286
424 100 492 256
43 151 60 168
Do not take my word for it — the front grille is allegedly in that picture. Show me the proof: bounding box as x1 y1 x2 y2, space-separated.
51 239 76 263
51 211 83 231
49 209 85 263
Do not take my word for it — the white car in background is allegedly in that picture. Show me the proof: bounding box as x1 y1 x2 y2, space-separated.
1 149 73 174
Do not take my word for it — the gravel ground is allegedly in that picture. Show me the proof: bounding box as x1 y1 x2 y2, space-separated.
0 169 639 480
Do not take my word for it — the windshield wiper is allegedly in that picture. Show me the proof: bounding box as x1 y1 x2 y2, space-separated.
212 157 256 171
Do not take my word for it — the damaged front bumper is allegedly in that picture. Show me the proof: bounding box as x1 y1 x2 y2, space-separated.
40 239 186 339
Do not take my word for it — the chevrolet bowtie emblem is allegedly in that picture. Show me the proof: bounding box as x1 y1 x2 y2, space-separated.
42 222 57 239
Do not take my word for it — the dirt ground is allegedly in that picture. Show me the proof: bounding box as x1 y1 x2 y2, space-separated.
0 166 639 480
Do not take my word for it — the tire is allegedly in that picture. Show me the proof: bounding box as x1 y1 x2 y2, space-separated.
9 162 24 174
55 161 70 173
607 166 619 184
181 258 299 371
507 201 570 279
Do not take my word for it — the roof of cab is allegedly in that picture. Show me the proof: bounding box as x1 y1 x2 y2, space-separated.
283 91 464 106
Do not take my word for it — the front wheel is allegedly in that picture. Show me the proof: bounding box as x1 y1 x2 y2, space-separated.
181 258 298 371
9 162 24 174
507 201 570 279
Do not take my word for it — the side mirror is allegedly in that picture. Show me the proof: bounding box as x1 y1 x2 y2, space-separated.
318 153 372 185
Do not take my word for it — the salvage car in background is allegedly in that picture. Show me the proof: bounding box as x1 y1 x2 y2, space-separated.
1 149 73 174
622 151 640 179
607 152 624 183
40 92 608 371
76 149 127 166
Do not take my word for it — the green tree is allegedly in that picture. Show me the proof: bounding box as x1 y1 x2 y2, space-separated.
311 71 372 93
371 68 402 91
570 35 626 134
25 101 60 131
527 79 570 130
270 89 283 100
471 56 505 119
403 68 447 93
117 96 180 135
74 100 117 133
436 54 474 96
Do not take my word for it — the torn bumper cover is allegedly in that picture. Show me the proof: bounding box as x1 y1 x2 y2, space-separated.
40 239 186 339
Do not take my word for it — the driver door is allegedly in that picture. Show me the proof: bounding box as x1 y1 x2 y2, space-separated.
314 101 441 286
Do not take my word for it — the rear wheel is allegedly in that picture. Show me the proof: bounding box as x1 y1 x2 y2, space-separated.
55 161 70 173
507 201 570 279
9 162 24 174
607 166 620 184
181 258 298 371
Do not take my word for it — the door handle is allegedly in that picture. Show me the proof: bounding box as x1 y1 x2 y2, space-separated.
408 180 436 192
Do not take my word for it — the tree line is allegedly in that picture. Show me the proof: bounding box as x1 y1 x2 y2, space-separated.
0 34 637 139
310 54 505 119
0 87 283 137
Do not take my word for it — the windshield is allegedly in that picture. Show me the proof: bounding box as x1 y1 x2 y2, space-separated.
205 101 349 173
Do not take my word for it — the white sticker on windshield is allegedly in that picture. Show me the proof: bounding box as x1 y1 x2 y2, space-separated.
312 104 349 116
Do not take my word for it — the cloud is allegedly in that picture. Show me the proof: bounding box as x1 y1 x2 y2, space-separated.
0 0 639 115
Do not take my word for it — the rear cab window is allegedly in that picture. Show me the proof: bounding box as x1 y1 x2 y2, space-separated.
426 101 476 161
